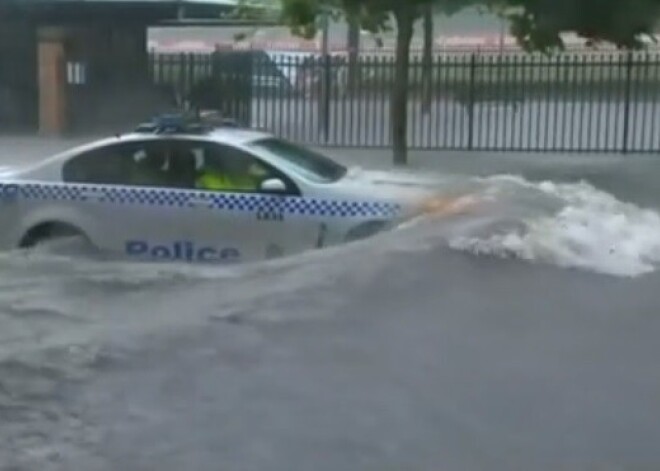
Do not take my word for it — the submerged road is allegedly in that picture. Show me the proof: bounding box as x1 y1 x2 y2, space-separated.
0 135 659 470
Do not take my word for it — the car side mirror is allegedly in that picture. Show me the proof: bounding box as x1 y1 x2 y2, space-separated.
260 178 287 193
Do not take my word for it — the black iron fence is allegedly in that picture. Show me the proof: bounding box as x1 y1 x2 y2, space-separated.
149 50 660 153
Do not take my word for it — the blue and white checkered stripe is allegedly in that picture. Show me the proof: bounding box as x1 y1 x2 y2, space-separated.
10 183 401 219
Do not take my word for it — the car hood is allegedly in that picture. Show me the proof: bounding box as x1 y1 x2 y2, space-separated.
0 165 21 179
339 167 446 203
324 166 481 221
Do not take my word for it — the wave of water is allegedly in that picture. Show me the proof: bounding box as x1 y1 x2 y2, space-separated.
0 173 657 360
0 172 658 358
437 175 660 278
0 171 659 469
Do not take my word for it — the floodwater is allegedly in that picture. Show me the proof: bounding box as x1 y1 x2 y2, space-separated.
1 139 660 471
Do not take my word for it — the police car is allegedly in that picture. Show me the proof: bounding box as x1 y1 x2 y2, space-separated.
0 114 475 264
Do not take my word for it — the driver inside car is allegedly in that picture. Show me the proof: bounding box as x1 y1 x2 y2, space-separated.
195 150 269 192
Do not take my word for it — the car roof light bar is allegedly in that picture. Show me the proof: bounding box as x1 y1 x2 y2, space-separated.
134 111 239 135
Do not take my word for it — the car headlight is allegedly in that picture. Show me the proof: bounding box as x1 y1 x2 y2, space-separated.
416 194 479 217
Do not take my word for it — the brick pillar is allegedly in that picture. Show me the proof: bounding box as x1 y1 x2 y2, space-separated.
37 27 68 135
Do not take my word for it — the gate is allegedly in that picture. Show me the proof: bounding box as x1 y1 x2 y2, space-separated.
186 49 254 126
150 50 660 153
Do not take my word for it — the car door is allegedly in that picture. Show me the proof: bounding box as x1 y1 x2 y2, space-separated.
168 138 324 262
59 138 204 262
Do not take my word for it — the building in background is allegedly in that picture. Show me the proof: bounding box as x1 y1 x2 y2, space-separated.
0 0 256 135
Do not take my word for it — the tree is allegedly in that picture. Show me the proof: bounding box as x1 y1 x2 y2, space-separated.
421 4 434 115
347 11 361 95
498 0 660 52
278 0 477 164
278 0 660 164
277 0 430 164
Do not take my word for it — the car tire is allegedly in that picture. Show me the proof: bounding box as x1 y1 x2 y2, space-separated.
19 222 90 249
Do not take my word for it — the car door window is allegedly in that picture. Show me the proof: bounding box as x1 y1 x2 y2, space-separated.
62 140 172 187
169 140 300 195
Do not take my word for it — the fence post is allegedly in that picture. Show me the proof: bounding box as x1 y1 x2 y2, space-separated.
322 54 331 142
622 50 634 154
186 53 195 111
318 9 331 143
467 52 476 150
148 51 155 85
178 53 187 110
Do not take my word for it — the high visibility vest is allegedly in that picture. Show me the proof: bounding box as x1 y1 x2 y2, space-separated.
196 171 257 191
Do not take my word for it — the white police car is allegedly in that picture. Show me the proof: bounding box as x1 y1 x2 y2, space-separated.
0 115 475 264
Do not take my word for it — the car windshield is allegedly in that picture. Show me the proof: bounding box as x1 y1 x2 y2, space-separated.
247 138 347 183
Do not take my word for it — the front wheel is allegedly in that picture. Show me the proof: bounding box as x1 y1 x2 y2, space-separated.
19 222 97 257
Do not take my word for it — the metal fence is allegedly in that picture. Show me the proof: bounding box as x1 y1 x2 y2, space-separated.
149 50 660 153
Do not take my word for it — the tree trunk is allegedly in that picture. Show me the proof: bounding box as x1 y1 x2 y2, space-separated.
392 7 415 166
422 4 433 114
347 15 360 95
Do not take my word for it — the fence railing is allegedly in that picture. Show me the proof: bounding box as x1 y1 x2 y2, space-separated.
149 50 660 153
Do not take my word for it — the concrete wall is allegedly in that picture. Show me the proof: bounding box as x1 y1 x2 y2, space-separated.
0 20 37 132
33 23 174 135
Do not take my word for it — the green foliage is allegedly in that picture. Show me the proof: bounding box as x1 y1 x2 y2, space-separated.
275 0 482 39
274 0 660 52
233 0 282 23
236 0 660 54
498 0 660 52
274 0 389 38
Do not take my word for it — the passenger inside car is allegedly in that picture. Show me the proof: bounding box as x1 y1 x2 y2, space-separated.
131 148 169 187
168 148 198 188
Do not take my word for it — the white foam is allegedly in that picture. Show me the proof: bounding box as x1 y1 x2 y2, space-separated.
447 177 660 277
